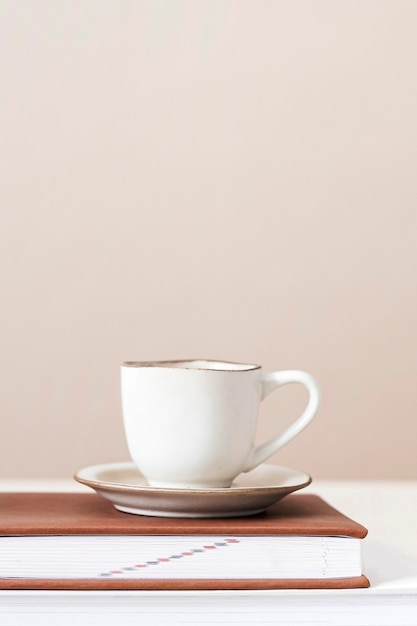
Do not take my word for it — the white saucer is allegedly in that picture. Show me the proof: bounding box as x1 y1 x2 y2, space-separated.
74 462 312 518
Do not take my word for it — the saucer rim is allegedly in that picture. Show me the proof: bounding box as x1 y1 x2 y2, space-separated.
74 461 312 495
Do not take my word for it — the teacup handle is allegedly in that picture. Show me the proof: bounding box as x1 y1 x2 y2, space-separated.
243 370 320 473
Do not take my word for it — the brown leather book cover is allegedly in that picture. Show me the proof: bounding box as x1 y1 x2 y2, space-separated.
0 492 369 590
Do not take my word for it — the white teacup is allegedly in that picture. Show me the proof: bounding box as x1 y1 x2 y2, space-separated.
121 360 320 489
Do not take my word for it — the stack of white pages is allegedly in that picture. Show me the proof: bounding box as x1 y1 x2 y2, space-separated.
1 542 417 626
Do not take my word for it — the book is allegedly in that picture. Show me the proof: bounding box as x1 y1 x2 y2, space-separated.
1 543 417 626
0 492 369 590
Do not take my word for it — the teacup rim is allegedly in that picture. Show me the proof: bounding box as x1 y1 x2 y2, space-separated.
121 359 262 372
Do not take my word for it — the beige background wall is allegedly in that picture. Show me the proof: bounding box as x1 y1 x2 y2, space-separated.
1 0 416 479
